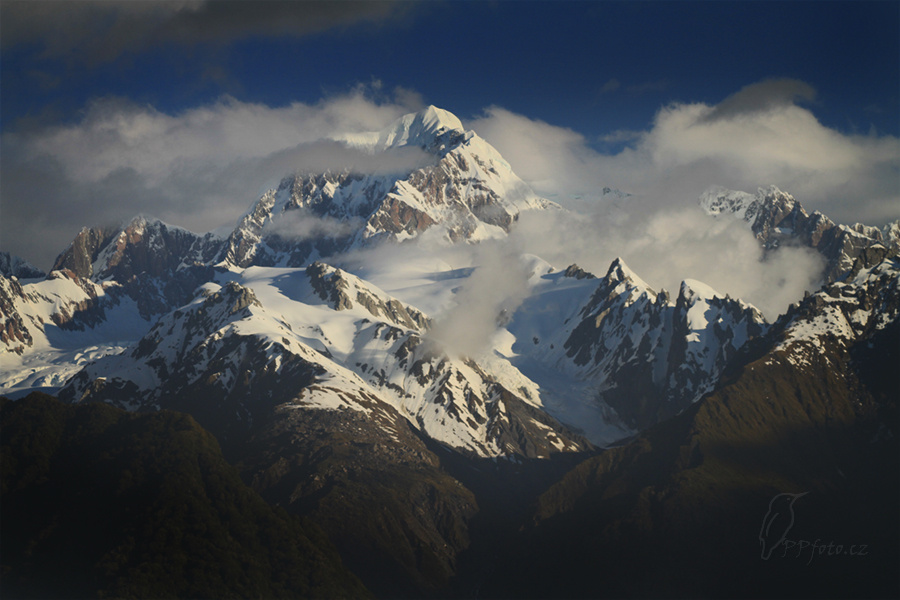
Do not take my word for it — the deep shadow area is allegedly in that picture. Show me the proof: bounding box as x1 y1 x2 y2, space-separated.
417 436 600 599
463 324 900 599
0 393 367 600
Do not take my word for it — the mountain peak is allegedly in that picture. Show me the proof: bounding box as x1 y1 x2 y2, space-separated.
418 105 464 131
699 184 800 222
376 105 466 149
679 278 723 302
604 257 649 290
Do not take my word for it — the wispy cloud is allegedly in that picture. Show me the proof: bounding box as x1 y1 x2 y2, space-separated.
597 78 667 96
263 212 363 243
598 78 621 94
425 240 532 358
700 78 816 123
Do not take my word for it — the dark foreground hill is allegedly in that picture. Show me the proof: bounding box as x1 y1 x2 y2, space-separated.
0 392 368 600
474 321 899 599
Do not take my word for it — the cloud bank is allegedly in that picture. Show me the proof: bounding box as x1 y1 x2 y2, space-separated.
462 78 896 318
468 79 899 227
1 77 895 323
507 204 824 320
0 87 425 269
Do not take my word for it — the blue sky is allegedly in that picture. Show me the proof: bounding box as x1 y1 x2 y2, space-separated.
3 2 898 138
1 1 898 269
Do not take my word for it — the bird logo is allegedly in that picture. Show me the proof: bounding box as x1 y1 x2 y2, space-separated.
759 491 808 560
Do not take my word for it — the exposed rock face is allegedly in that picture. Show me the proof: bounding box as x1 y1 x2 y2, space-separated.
47 217 222 319
215 177 361 269
700 185 897 283
495 253 900 600
91 216 215 281
770 249 900 360
0 252 45 279
1 268 122 356
51 225 120 279
215 106 554 269
515 258 767 431
0 276 33 354
44 269 109 330
306 261 430 329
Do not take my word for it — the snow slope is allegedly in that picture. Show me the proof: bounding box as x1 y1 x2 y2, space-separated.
58 262 589 457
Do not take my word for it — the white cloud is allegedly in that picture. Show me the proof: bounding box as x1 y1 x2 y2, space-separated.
2 77 895 326
0 86 425 269
507 202 824 320
425 240 532 359
460 80 896 319
465 107 609 201
467 79 900 226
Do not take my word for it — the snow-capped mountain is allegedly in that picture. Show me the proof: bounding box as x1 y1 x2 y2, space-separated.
0 267 148 393
49 217 223 319
771 250 899 364
505 257 767 431
700 185 899 283
3 109 896 454
3 105 899 598
216 106 555 268
58 261 588 458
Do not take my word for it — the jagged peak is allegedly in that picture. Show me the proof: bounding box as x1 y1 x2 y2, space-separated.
847 222 884 241
186 281 262 320
756 183 789 198
598 258 656 305
117 214 196 237
563 263 595 280
884 221 900 247
216 281 262 315
604 257 645 287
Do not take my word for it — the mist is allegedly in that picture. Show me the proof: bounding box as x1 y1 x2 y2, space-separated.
506 198 825 320
263 211 363 243
424 240 532 359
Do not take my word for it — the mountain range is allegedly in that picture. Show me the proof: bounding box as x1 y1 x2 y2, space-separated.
2 106 897 598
